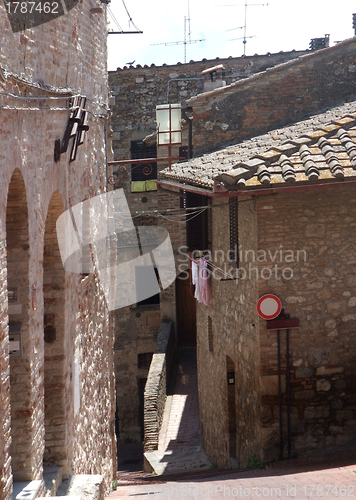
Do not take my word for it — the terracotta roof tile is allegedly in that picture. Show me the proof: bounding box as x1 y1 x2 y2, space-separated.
159 101 356 192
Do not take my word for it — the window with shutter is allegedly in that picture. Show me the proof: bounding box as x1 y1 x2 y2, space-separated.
130 140 157 181
229 197 238 267
185 192 208 252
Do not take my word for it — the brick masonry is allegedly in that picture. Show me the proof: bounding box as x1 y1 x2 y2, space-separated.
0 4 116 499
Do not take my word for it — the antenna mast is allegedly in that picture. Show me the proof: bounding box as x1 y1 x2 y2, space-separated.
151 0 205 63
222 1 268 55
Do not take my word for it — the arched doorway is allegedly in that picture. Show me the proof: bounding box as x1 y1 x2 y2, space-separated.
43 191 67 469
226 355 237 463
6 169 31 480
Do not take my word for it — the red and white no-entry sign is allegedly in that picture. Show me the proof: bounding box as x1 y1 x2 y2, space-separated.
257 294 282 320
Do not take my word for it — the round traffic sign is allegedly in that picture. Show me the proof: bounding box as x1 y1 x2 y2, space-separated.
257 294 282 320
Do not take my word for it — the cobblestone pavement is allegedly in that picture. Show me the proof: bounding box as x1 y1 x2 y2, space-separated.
109 456 356 500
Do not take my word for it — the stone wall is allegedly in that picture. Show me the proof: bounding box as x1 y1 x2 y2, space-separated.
196 197 261 469
143 322 175 452
257 185 356 461
196 183 356 466
108 50 309 441
0 4 115 499
190 38 356 156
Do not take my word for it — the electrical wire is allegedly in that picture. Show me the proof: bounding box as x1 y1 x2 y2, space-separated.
107 6 123 31
121 0 141 32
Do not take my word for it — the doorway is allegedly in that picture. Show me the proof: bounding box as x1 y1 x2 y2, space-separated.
176 270 196 346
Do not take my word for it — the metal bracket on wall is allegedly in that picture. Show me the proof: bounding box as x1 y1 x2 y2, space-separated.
54 96 89 163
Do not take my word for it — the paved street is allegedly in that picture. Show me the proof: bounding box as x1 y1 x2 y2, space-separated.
108 457 356 500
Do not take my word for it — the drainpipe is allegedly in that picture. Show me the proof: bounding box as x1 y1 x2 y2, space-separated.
182 107 193 159
277 329 283 460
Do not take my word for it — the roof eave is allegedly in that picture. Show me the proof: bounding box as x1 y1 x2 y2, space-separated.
157 177 356 198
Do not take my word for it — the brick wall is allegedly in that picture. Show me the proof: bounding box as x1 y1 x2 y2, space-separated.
0 4 115 498
190 38 356 156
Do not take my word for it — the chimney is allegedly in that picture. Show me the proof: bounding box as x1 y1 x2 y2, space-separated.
201 65 226 92
309 34 330 51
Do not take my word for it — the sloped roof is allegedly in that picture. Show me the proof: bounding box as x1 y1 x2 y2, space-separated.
159 101 356 193
186 37 356 108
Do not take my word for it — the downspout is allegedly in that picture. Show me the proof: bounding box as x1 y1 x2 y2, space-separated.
182 107 193 159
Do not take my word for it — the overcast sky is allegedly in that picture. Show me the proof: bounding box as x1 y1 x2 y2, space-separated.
107 0 356 71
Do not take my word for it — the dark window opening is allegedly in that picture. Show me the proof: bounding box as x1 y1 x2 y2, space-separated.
179 145 192 160
186 191 209 252
210 71 217 82
138 352 153 369
136 266 160 307
130 140 157 181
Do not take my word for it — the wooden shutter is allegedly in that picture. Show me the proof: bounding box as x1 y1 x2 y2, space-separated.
186 192 208 252
130 140 157 181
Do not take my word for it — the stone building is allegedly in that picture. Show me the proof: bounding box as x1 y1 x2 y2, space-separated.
0 2 116 499
108 49 310 443
158 38 356 467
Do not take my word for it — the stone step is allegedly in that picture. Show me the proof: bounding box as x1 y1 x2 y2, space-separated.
144 447 211 475
56 475 104 500
12 480 43 500
43 465 63 497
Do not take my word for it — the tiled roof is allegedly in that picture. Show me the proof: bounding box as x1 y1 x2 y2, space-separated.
159 101 356 193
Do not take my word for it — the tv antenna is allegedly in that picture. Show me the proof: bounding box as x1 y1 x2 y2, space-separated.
151 0 205 63
220 1 268 55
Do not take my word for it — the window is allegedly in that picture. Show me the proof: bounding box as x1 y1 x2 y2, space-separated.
130 141 157 181
135 266 160 307
186 192 209 252
229 197 238 267
138 352 153 369
179 145 192 160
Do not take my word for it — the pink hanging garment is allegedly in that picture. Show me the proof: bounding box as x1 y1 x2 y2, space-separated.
199 257 210 306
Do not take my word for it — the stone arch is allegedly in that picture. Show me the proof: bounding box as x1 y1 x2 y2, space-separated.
6 168 32 480
43 191 67 469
